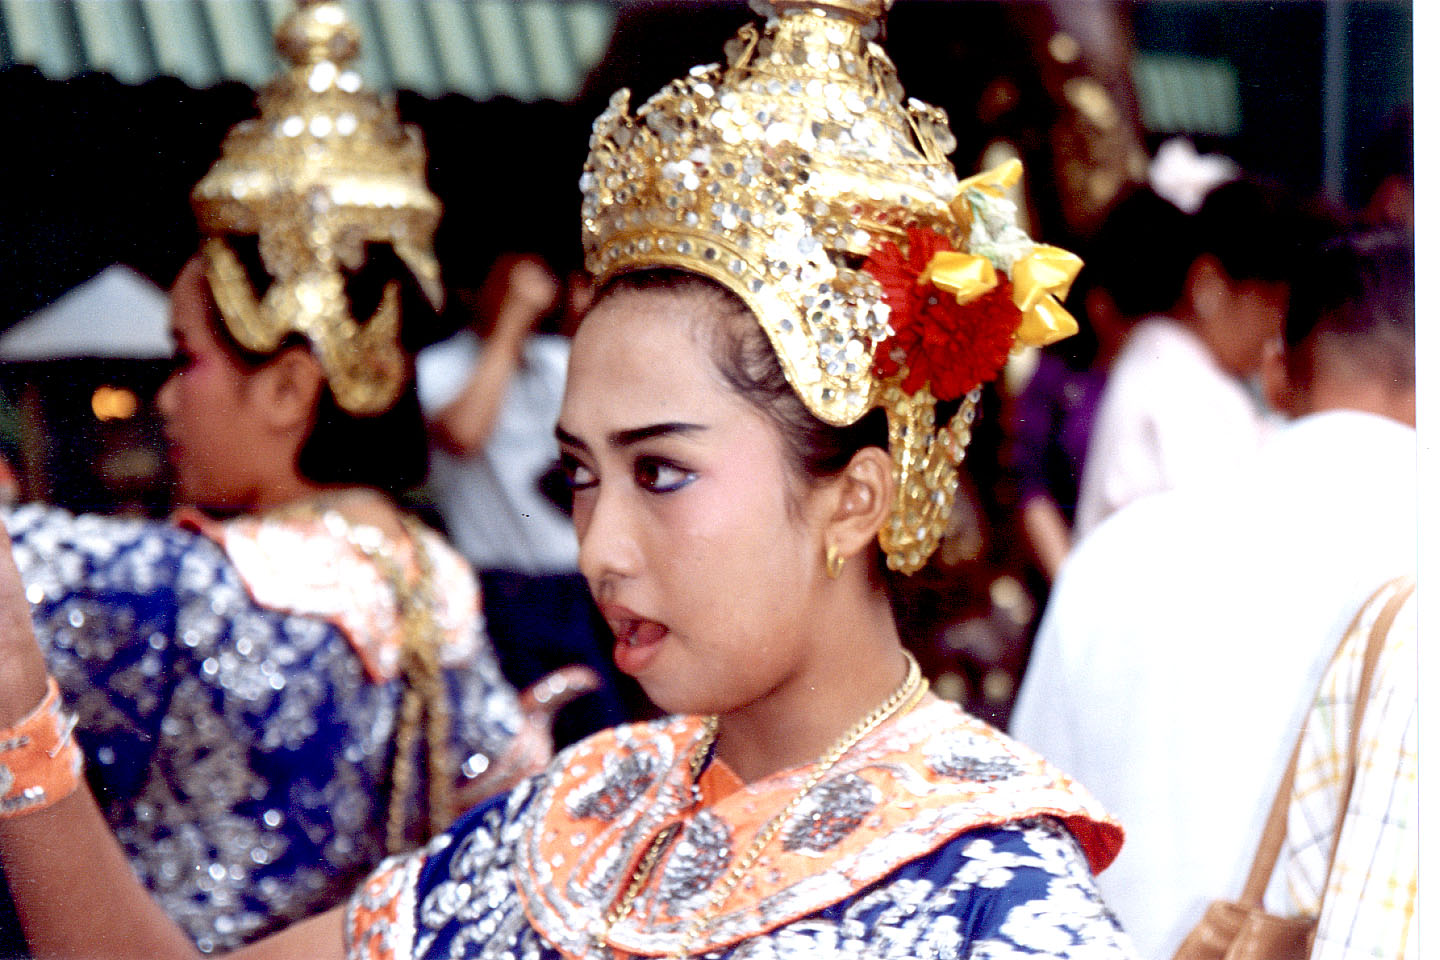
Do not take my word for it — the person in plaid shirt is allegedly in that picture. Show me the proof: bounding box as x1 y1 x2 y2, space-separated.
1279 576 1416 960
1256 230 1418 959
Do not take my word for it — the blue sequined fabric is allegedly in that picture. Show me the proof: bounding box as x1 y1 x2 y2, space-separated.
346 709 1138 960
2 505 524 952
354 790 1136 960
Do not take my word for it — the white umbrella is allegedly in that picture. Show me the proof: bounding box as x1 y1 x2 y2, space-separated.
0 265 171 362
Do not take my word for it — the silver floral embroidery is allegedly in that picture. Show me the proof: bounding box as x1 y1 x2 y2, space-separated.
398 808 1133 959
658 809 733 904
410 790 546 960
781 773 881 853
564 749 662 822
452 825 501 880
924 732 1025 783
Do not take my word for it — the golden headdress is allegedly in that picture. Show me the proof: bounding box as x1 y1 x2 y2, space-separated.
582 0 1083 572
191 0 443 415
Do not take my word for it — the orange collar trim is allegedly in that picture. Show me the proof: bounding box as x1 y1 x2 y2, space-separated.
515 701 1122 958
174 506 480 683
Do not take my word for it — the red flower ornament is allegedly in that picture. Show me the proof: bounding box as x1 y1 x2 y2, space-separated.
864 227 1023 402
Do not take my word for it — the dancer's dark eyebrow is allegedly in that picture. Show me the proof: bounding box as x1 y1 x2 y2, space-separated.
555 422 706 452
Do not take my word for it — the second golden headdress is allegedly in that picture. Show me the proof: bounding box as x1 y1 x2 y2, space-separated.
582 0 1083 572
191 0 443 416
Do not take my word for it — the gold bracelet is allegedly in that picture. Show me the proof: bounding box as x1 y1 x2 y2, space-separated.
0 677 83 818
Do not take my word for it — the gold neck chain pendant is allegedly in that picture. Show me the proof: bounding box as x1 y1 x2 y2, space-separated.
596 715 720 948
672 650 926 957
598 651 927 959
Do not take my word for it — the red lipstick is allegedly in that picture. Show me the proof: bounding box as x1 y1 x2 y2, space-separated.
599 602 669 676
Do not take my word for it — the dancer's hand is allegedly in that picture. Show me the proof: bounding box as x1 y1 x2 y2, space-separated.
451 665 601 816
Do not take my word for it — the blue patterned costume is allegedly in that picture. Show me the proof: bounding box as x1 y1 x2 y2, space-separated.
1 504 525 953
346 705 1136 959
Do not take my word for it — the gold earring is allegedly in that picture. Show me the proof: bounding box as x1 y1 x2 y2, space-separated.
825 544 846 580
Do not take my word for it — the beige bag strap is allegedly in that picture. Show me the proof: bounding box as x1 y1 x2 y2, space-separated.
1321 576 1413 888
1236 576 1415 907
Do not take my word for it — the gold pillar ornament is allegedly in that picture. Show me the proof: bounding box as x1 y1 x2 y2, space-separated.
190 0 444 415
581 0 1083 573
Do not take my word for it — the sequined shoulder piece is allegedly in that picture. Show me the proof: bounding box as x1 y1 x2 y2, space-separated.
345 850 425 960
176 508 480 683
515 702 1122 958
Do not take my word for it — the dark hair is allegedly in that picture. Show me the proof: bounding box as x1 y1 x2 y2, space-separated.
1190 179 1309 287
597 270 889 489
1082 185 1192 319
1283 229 1414 391
200 238 435 497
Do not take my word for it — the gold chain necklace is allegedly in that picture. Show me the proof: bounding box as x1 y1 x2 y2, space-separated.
597 650 927 959
598 715 719 938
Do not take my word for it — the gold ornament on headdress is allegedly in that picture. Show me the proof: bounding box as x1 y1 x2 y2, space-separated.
581 0 1082 573
191 0 443 415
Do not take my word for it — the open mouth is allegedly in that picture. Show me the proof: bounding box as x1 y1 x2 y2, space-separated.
601 604 669 676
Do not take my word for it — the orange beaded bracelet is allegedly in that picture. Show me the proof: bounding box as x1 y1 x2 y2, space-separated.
0 677 83 818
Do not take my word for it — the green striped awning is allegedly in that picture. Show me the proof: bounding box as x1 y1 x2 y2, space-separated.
0 0 617 102
1131 52 1241 137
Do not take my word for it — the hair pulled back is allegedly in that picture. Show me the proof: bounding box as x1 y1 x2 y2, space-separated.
197 239 434 498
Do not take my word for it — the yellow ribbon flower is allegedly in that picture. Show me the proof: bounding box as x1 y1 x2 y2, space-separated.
919 251 997 304
949 157 1025 233
1009 244 1083 347
928 151 1083 350
954 157 1024 199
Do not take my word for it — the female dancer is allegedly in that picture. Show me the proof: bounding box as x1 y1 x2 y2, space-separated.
0 1 563 950
0 0 1135 956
